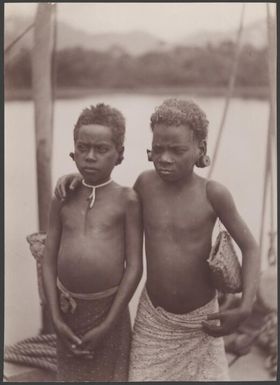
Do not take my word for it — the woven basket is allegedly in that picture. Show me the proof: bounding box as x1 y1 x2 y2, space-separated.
207 230 242 293
26 232 47 305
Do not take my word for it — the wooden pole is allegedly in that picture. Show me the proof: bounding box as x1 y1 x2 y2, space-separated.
32 3 55 232
266 3 276 141
32 3 56 333
208 4 245 178
259 107 273 260
258 4 276 262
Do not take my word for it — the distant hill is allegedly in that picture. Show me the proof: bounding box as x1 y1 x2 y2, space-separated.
5 14 269 94
180 18 268 48
4 15 171 56
4 15 34 50
5 14 269 57
56 24 172 55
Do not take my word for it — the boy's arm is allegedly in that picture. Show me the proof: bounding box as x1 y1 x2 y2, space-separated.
104 189 143 326
42 197 63 321
54 173 82 201
203 180 260 337
81 189 143 349
42 197 86 352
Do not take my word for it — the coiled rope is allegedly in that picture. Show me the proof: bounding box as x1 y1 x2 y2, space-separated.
4 334 57 373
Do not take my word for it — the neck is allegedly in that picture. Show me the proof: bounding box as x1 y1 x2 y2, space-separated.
81 178 112 209
181 171 196 185
160 170 196 189
82 178 112 188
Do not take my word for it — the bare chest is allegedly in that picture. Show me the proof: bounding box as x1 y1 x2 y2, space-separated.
142 187 214 235
61 194 124 234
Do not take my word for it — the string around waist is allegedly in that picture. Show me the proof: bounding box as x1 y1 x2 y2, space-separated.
57 278 119 300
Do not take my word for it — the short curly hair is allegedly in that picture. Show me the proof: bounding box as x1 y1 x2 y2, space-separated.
150 98 209 142
74 103 125 148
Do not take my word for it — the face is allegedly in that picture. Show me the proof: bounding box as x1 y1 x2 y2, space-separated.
151 123 203 182
73 124 122 184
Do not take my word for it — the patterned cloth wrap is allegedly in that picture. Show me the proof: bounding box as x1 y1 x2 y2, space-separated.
129 287 230 381
56 279 131 382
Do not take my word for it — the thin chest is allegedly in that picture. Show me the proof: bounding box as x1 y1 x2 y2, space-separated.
143 186 213 234
61 191 124 233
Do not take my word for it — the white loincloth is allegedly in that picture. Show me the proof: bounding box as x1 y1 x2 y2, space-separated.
129 287 230 381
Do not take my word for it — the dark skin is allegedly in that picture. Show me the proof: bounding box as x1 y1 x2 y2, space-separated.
43 124 142 357
55 123 260 337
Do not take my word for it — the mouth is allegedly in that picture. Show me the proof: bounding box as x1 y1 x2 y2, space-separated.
83 167 98 173
157 168 173 175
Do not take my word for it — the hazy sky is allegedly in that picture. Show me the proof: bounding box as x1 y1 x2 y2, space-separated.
5 2 274 41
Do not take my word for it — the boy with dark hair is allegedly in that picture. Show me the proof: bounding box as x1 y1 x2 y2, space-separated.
43 103 142 381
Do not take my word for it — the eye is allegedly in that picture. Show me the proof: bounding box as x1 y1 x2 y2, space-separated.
77 144 87 151
172 147 187 155
152 146 162 154
96 146 109 153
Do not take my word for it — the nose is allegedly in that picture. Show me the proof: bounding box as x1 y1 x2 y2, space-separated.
86 148 97 161
159 151 173 165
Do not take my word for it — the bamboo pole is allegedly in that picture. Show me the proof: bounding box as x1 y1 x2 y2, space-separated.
32 4 55 232
32 3 56 334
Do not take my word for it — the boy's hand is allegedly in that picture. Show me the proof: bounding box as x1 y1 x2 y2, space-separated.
202 307 250 337
54 173 82 201
53 318 90 356
80 324 108 353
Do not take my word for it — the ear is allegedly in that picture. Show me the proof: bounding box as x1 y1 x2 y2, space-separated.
195 140 211 168
147 149 153 162
69 152 75 160
116 146 124 165
199 140 207 157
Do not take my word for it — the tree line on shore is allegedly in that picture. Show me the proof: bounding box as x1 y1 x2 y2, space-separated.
5 42 268 90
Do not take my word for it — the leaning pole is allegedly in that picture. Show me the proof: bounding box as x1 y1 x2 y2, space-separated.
32 3 56 333
32 3 55 232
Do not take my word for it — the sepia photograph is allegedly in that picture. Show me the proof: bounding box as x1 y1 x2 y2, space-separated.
4 2 277 382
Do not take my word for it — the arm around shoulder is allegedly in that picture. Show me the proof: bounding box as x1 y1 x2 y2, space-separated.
54 173 82 200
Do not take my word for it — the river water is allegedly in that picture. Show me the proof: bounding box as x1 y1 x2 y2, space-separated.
5 92 276 346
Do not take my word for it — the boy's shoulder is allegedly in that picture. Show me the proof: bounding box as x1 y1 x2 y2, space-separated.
135 169 157 187
112 182 139 204
49 195 65 218
206 179 230 196
51 195 64 209
205 179 233 208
